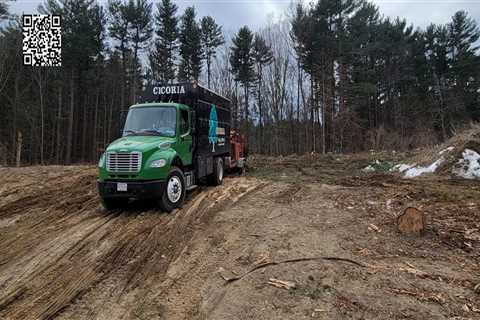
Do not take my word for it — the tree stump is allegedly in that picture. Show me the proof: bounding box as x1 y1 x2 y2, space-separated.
397 207 426 235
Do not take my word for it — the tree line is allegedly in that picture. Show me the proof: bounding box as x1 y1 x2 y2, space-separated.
0 0 226 165
290 1 480 154
0 0 479 166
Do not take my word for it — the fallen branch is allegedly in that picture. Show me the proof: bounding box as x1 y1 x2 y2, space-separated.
267 278 296 290
390 288 446 304
219 256 366 283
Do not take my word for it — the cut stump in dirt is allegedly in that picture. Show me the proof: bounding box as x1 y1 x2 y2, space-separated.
397 207 426 235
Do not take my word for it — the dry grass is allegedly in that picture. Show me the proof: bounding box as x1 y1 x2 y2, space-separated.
407 123 480 167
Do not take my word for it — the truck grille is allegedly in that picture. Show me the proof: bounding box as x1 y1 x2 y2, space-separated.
106 152 142 173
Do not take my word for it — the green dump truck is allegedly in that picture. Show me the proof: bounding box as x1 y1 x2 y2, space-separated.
97 81 246 212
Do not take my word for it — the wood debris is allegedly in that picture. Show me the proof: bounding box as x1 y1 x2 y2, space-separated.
219 256 366 283
399 262 429 278
267 278 296 290
462 303 480 313
465 228 480 241
390 288 445 304
358 248 373 256
474 283 480 294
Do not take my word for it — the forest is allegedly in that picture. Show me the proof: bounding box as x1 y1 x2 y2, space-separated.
0 0 479 165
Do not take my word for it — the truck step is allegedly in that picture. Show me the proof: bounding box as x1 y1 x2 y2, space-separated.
186 185 198 191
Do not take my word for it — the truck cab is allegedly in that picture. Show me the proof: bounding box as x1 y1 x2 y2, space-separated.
97 82 244 212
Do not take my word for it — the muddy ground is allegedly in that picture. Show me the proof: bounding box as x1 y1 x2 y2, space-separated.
0 154 479 320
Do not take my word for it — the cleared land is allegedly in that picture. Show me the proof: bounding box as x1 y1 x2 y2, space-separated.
0 153 479 320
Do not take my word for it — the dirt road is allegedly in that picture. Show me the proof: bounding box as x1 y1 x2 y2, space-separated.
0 158 478 319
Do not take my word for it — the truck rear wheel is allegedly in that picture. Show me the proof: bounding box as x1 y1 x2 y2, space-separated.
159 167 186 213
208 157 224 186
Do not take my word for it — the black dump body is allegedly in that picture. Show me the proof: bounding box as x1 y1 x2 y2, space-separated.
140 82 231 178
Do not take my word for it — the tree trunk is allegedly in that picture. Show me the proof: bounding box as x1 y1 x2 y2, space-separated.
93 89 99 160
66 69 75 164
16 131 22 167
299 70 307 154
37 70 45 165
234 81 239 129
121 41 126 110
103 87 109 147
310 76 315 153
12 73 19 164
81 98 88 162
108 94 114 143
56 86 62 164
207 56 211 88
132 32 140 105
290 95 295 154
257 66 263 152
244 83 249 140
322 69 326 155
296 61 301 154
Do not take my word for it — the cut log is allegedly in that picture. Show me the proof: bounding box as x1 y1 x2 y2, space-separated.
397 207 426 235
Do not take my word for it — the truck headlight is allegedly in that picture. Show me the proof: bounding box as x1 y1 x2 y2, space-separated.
98 153 105 168
150 159 167 168
158 142 171 150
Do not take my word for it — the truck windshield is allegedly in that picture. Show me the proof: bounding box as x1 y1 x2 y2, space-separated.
123 107 176 137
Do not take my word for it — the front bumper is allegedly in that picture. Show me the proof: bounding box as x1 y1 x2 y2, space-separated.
97 180 165 200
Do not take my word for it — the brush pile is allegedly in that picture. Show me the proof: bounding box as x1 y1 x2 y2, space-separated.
392 124 480 179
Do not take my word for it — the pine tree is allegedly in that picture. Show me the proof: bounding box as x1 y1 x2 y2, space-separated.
200 16 224 88
150 0 178 82
107 0 131 109
448 11 480 122
290 3 315 76
230 26 255 138
178 6 202 81
40 0 105 164
125 0 153 103
252 33 272 149
449 11 479 63
422 24 451 138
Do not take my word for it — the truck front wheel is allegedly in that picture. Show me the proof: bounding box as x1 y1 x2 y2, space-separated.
159 167 186 213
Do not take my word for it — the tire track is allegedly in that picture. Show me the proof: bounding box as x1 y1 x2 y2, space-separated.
0 166 263 320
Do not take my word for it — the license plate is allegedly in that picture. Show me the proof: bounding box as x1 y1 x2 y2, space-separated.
117 183 128 192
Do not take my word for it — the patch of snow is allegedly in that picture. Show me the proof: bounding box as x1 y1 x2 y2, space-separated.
452 149 480 180
362 160 381 172
392 163 414 173
404 158 445 178
439 146 454 155
362 165 375 173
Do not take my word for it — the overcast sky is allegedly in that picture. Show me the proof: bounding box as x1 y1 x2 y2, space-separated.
8 0 480 34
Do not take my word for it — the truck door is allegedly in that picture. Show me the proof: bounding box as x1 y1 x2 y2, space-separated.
177 108 193 166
